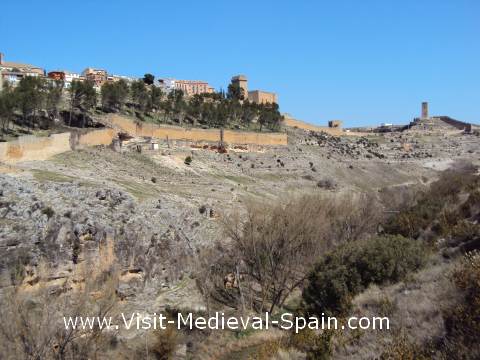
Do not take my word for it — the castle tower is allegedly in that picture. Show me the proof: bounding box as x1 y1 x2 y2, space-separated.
421 102 429 119
231 75 248 99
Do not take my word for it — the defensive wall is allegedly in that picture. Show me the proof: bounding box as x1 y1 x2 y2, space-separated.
283 116 376 137
0 116 287 163
0 133 71 163
0 128 118 164
283 117 344 136
105 115 287 146
432 116 472 132
72 128 117 148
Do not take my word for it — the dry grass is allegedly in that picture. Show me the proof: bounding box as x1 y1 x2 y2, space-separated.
32 169 76 183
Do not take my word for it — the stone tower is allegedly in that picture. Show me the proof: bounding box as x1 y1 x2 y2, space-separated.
421 102 429 119
231 75 248 99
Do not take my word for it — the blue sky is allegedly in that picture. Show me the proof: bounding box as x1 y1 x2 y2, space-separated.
1 0 479 127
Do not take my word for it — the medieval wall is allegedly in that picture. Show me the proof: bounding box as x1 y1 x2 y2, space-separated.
433 116 472 132
0 128 117 164
106 115 287 146
76 128 117 147
283 116 344 136
0 115 288 163
0 133 71 163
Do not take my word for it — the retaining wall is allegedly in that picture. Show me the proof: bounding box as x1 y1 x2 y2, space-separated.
0 133 71 163
0 128 116 164
106 114 287 146
76 128 117 147
0 116 288 163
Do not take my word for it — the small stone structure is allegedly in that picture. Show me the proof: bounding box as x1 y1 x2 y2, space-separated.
328 120 343 129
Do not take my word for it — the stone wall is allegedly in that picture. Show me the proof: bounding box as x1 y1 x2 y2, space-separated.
283 116 344 136
248 90 278 105
0 133 71 163
0 117 288 163
106 115 287 146
0 128 117 164
433 116 472 132
75 128 117 148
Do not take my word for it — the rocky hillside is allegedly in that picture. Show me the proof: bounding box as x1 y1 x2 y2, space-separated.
0 125 478 359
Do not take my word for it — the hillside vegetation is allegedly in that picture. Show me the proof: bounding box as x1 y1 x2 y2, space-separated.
0 75 283 141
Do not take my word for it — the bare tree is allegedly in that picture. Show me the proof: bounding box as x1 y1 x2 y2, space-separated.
213 193 382 314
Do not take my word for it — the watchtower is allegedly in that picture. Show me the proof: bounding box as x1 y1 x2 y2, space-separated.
231 75 248 99
421 102 429 119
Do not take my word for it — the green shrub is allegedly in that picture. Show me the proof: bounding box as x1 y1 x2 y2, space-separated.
303 235 426 316
450 221 480 244
384 168 479 239
41 206 55 219
184 156 192 165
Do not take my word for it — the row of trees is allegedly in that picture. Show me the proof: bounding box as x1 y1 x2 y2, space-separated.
0 74 283 135
100 76 283 131
0 76 97 133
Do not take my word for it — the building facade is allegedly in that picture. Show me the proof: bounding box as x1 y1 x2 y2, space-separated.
0 52 45 90
174 79 213 96
231 74 278 104
82 68 107 88
47 71 82 88
248 90 278 104
157 78 214 96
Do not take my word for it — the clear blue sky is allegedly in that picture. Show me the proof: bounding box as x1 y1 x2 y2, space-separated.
1 0 479 127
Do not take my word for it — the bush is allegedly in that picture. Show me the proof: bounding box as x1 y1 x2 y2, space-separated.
221 193 381 314
380 332 430 360
442 251 480 358
316 178 337 190
303 235 426 316
184 156 192 165
288 328 333 359
384 167 479 239
450 221 480 244
149 325 179 360
41 206 55 219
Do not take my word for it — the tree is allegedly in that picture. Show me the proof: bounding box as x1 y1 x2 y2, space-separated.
217 193 381 314
0 82 17 135
241 100 258 127
143 73 155 85
101 80 129 112
227 82 245 101
45 79 64 121
68 80 97 127
130 79 149 113
14 76 46 128
167 89 186 124
147 86 163 114
258 102 283 131
302 235 426 316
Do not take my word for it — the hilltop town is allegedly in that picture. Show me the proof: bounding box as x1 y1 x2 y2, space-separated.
0 50 480 360
0 52 278 101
